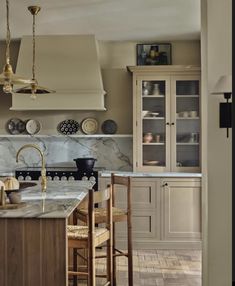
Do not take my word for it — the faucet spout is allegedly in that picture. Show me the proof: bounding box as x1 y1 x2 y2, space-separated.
16 144 47 192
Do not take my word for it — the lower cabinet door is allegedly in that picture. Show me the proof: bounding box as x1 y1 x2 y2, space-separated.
161 179 201 241
115 210 157 239
99 177 160 240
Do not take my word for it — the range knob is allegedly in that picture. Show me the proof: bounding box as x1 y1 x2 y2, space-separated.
82 176 88 181
25 175 32 181
53 176 60 181
61 176 67 181
17 175 24 181
89 176 96 183
68 176 75 181
46 176 52 181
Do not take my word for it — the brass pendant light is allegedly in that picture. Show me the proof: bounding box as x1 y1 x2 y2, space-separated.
14 6 55 99
0 0 33 93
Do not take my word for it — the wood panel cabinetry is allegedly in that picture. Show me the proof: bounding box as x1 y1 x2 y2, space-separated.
128 66 201 173
99 176 201 249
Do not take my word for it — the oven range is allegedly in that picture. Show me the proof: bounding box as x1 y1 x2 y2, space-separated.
15 167 99 191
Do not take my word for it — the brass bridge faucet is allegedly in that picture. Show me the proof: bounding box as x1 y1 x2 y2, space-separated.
16 144 47 192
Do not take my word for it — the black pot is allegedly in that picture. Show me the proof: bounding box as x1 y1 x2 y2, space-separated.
73 158 97 171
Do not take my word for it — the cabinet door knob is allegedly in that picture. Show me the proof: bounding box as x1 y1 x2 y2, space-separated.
171 122 175 126
163 183 168 187
166 122 170 125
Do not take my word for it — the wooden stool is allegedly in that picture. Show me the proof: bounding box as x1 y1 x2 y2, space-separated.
76 174 133 286
67 187 113 286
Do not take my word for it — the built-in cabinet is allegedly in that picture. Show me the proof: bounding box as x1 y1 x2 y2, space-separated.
128 66 201 173
99 176 201 249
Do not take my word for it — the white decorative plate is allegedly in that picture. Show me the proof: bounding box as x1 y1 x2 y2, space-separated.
25 119 41 135
81 118 98 134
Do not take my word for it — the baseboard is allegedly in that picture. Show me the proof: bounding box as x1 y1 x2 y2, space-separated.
116 239 202 250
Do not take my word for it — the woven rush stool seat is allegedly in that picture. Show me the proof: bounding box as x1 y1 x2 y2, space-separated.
67 225 109 245
77 207 127 223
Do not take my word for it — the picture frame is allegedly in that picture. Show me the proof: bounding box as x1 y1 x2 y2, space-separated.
136 43 172 66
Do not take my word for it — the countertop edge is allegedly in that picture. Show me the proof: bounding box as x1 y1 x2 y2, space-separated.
99 171 202 178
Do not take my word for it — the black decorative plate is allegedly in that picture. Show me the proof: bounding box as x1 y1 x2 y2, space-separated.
101 119 118 134
6 118 26 135
57 119 79 135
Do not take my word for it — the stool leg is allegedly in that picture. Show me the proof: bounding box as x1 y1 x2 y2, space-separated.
88 243 95 286
113 222 117 286
107 231 113 285
127 219 133 286
73 248 77 286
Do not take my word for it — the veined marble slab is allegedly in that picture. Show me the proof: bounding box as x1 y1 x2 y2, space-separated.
0 136 133 171
0 181 92 218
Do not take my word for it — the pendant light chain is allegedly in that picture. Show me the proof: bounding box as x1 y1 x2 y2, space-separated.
32 13 36 81
6 0 11 64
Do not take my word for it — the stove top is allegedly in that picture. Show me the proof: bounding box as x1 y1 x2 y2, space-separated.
15 166 100 191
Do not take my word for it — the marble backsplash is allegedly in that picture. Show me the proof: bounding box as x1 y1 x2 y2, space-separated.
0 136 133 171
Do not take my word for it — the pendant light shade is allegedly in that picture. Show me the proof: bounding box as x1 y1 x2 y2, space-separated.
0 0 33 93
14 5 55 99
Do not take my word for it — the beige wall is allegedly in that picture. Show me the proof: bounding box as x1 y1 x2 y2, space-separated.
0 40 199 135
98 40 200 68
205 0 232 285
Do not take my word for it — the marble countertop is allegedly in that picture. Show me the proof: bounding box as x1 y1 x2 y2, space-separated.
100 171 202 178
0 181 92 219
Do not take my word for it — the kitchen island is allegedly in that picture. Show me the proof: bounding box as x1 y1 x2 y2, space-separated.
0 181 92 286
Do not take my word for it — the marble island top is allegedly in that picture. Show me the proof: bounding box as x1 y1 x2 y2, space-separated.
0 181 92 219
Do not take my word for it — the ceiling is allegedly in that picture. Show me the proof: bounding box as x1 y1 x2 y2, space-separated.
0 0 200 41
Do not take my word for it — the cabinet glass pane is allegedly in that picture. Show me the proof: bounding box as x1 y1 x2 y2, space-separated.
141 80 166 167
175 80 200 168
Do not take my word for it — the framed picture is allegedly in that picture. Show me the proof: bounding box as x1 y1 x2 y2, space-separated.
136 43 172 66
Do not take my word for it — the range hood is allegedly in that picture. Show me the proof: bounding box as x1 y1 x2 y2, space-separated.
11 35 106 110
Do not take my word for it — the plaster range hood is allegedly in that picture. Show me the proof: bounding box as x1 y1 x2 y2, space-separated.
11 35 106 110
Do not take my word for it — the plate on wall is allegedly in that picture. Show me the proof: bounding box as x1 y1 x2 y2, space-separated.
25 119 41 135
81 118 98 134
101 119 118 134
57 119 79 135
6 118 26 135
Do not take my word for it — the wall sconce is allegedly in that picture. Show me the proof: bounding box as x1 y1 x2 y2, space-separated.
212 75 232 138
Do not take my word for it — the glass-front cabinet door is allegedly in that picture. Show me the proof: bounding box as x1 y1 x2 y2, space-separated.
130 66 201 173
136 76 171 172
171 76 200 172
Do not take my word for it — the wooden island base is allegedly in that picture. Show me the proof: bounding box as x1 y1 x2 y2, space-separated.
0 218 68 286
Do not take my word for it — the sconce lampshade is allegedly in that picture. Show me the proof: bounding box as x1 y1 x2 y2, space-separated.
212 75 232 94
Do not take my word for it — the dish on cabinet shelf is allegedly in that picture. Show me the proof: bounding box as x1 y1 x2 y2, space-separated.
142 110 149 117
25 119 41 135
6 118 26 135
81 118 98 134
150 112 160 117
57 119 79 135
143 160 160 166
